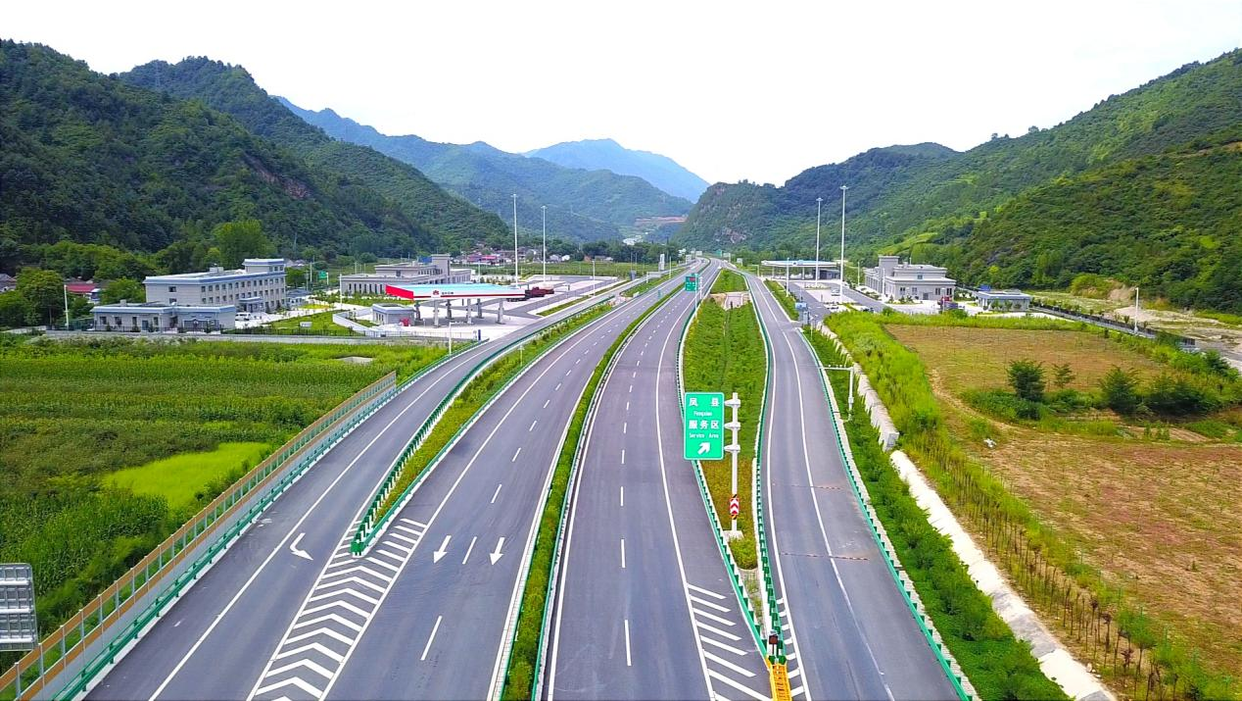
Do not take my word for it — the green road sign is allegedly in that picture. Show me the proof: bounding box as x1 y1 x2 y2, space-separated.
684 391 725 460
684 274 698 292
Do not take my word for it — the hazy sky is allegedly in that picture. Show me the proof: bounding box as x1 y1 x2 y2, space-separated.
7 1 1241 185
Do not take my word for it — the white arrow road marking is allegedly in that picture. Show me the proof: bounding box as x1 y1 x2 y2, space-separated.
289 533 313 561
489 537 505 565
698 442 711 455
433 535 451 563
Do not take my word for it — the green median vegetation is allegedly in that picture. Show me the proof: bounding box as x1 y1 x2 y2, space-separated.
763 278 798 320
0 336 442 666
682 269 765 568
370 304 610 526
623 269 675 298
803 327 1065 700
502 284 680 699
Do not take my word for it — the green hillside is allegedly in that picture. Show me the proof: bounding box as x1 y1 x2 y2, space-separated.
119 58 508 250
525 138 709 202
679 49 1242 269
938 128 1242 312
279 100 691 241
0 41 469 277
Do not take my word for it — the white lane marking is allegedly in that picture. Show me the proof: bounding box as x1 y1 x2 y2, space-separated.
420 615 443 661
576 358 581 365
623 422 627 434
704 650 756 677
687 583 727 600
146 343 487 701
691 608 737 627
625 401 630 412
689 594 731 613
709 671 769 701
701 635 749 656
624 619 632 667
620 539 626 569
512 447 522 463
462 536 478 564
620 486 624 507
489 537 505 565
491 483 503 504
289 533 313 561
636 360 641 366
628 384 633 393
566 369 572 377
529 419 538 432
620 449 625 465
555 382 562 391
543 399 551 409
433 536 451 563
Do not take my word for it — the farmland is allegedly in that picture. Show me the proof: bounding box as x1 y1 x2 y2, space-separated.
863 318 1242 694
0 336 443 642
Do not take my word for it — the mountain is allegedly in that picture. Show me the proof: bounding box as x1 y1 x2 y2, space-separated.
118 58 507 251
0 41 468 277
525 138 710 202
678 49 1242 270
278 101 692 242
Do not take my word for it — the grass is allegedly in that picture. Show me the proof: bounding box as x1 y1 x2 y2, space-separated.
517 261 659 279
502 281 678 699
825 311 1239 699
711 269 747 293
682 293 766 569
890 323 1242 684
262 309 352 334
623 270 675 298
103 442 271 512
763 278 798 320
803 327 1065 700
0 335 442 655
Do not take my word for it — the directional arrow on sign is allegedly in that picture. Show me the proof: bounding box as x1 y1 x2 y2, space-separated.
489 537 505 565
433 535 451 563
289 533 313 561
697 442 711 455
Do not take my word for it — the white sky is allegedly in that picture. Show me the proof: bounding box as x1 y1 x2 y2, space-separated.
7 0 1241 186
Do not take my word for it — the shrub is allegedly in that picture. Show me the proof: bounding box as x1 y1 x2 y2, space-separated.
1100 365 1141 414
1007 359 1046 403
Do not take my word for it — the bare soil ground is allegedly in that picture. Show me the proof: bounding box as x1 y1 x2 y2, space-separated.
891 325 1242 675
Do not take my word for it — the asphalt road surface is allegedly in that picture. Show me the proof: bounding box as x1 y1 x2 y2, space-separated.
749 273 958 701
547 261 770 701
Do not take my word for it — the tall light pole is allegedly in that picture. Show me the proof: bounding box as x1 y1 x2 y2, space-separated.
840 184 849 295
814 197 822 285
541 205 548 281
511 193 519 283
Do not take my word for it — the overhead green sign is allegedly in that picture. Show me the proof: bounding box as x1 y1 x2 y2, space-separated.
684 274 698 292
684 391 724 460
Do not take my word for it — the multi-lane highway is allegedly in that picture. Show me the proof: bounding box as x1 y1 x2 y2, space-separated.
547 261 770 701
84 273 675 701
749 273 957 700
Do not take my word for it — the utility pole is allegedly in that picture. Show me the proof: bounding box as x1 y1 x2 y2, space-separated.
512 194 519 283
815 197 822 286
1134 287 1140 333
63 284 70 328
840 185 849 295
724 392 742 537
541 205 548 281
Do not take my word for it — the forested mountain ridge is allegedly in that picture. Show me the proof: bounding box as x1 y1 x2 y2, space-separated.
525 138 710 201
119 57 508 251
678 49 1242 262
0 41 456 278
279 99 691 241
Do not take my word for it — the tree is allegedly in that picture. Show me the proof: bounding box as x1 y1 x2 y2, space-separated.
0 292 33 328
286 267 307 289
1007 359 1046 403
100 278 145 305
17 268 65 325
213 219 273 269
1100 366 1140 414
1053 363 1076 389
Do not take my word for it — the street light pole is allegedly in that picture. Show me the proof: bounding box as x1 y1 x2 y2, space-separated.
840 185 849 295
814 197 822 286
724 392 742 537
541 205 547 282
512 193 519 283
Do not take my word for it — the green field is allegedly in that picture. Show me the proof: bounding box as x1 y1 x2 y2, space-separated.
0 336 442 642
260 310 354 335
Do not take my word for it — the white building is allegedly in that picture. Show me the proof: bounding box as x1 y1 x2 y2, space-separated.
92 301 236 332
975 289 1032 311
338 254 470 296
144 259 288 313
864 255 956 302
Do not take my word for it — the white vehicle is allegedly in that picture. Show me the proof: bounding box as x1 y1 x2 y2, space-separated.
236 312 252 321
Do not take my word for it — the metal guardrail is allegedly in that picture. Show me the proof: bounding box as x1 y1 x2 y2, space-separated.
521 271 688 701
348 299 614 558
1 371 399 701
797 326 971 701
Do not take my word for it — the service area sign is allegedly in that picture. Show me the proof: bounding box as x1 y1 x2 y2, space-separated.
684 274 698 292
684 392 725 460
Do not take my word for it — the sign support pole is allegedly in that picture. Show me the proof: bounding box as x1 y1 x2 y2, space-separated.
725 392 742 538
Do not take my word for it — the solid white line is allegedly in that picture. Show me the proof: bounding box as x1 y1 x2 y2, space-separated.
512 447 522 463
146 345 485 701
620 538 626 569
529 419 538 432
624 619 632 667
420 615 443 661
491 483 503 504
462 536 478 564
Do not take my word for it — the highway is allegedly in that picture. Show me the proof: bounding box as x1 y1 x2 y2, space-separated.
749 273 958 701
83 279 656 701
546 261 771 701
249 267 697 699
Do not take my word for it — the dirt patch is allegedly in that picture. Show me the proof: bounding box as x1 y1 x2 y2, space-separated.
337 356 375 364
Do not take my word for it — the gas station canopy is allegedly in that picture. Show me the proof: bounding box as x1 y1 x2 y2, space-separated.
384 283 527 300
